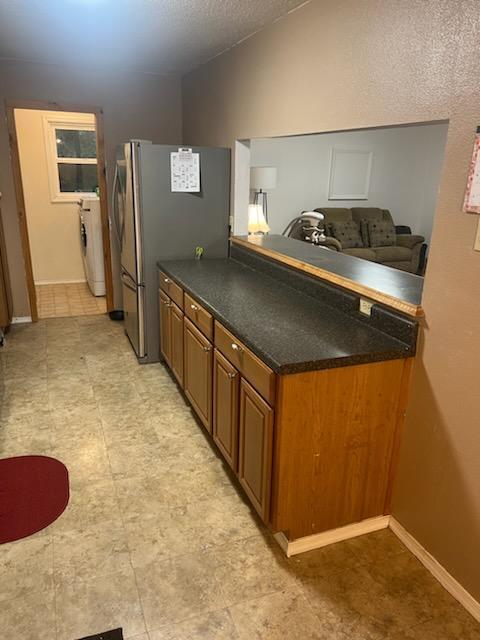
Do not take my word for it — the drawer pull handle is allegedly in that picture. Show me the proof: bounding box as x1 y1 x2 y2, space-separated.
163 300 171 307
190 304 199 311
231 343 243 353
164 278 170 283
228 372 237 379
202 345 211 352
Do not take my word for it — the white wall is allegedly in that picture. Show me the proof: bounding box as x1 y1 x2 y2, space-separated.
250 123 448 242
15 109 95 284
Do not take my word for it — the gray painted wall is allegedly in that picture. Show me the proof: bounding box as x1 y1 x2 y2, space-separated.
250 123 448 242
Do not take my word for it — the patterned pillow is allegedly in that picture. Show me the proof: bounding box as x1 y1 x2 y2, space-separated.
330 220 363 249
360 220 370 246
367 220 396 247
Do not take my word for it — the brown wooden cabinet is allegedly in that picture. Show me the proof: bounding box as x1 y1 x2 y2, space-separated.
170 302 184 387
184 317 213 433
158 269 414 544
213 349 240 472
238 378 274 522
159 290 172 367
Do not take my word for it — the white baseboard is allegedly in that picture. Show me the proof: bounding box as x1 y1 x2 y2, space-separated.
11 316 32 324
34 279 86 285
390 518 480 623
274 515 391 557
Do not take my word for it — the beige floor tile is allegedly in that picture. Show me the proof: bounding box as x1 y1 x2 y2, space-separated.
53 521 130 584
125 493 262 568
55 568 146 639
1 316 477 640
46 478 122 535
135 551 227 630
53 442 113 486
0 588 56 640
229 588 325 640
0 536 53 602
206 534 297 608
389 608 480 640
149 609 239 639
36 283 106 319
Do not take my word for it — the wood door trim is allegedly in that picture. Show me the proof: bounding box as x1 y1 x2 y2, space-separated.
5 99 114 321
0 201 13 329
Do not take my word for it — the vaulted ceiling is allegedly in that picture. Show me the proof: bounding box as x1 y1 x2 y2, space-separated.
0 0 308 74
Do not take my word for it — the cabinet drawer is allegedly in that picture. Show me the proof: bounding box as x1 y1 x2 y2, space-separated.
159 271 183 309
184 292 213 341
214 321 276 405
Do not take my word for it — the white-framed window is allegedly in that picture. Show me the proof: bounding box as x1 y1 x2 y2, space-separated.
43 114 98 203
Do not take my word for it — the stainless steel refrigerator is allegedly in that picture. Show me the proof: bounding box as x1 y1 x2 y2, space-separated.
113 141 230 363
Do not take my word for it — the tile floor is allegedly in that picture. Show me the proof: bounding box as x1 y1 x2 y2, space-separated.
36 283 106 318
0 316 479 640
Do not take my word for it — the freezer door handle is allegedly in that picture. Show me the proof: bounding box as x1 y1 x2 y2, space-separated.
121 271 137 291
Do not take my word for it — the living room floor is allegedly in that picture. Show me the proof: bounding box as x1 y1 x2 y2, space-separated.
0 316 479 640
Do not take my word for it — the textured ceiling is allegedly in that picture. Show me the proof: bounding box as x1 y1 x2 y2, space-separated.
0 0 308 74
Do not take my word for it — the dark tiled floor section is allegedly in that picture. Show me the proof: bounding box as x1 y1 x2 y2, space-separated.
0 317 479 639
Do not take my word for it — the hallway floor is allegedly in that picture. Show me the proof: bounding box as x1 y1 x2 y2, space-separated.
0 316 479 640
36 283 106 319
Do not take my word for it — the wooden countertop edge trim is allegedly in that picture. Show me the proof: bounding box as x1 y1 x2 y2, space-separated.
231 237 424 319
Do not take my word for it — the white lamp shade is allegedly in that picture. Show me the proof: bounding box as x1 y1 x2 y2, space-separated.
248 204 270 234
250 166 277 190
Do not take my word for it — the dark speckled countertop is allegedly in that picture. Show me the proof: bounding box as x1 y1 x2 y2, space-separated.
157 258 414 374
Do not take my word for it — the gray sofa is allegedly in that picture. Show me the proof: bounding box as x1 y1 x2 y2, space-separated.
313 207 426 273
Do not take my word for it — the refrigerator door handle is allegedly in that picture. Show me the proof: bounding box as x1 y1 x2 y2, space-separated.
121 271 135 291
112 164 120 246
131 143 144 285
137 283 146 358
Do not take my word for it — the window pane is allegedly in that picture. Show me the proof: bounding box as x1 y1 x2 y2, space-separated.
58 163 98 193
56 129 96 158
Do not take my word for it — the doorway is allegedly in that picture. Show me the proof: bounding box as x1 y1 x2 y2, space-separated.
6 100 114 321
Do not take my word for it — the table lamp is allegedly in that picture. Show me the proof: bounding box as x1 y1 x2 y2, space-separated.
248 204 270 234
250 166 277 224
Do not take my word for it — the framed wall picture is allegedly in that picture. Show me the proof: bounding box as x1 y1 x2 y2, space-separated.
328 148 373 200
463 126 480 214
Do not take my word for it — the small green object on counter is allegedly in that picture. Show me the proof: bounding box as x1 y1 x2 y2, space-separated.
195 246 204 260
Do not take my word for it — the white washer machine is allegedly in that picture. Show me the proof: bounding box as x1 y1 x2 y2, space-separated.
79 197 106 296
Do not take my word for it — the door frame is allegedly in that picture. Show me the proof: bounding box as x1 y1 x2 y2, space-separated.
5 98 114 321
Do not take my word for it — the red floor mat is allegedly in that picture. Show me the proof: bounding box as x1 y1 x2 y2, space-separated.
0 455 69 543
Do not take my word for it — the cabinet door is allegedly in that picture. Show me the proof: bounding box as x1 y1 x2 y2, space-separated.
213 349 239 471
238 378 274 522
170 302 184 387
184 318 213 433
159 290 172 366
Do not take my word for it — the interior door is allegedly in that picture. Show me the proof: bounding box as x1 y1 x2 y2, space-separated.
184 318 213 433
238 378 274 522
213 349 239 471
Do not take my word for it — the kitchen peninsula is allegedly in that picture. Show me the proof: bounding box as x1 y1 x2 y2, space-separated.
157 236 420 555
